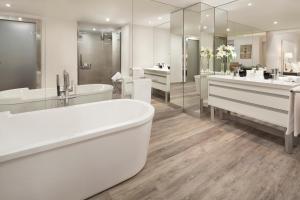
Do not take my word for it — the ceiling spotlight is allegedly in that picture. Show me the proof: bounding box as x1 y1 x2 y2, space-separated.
158 17 162 20
206 14 209 17
273 21 278 25
106 18 110 22
203 26 208 30
5 3 11 7
92 28 96 31
226 28 231 32
247 2 252 6
18 17 22 21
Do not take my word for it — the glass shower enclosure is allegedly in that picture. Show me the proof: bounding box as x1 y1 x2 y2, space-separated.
77 24 121 85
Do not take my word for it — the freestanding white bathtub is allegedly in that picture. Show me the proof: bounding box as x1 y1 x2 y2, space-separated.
0 84 113 113
0 99 154 200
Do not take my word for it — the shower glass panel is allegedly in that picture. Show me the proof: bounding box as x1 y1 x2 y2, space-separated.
0 20 39 91
78 26 121 85
183 3 215 117
0 18 44 114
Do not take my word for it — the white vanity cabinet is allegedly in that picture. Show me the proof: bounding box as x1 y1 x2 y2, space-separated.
208 75 299 127
144 68 170 102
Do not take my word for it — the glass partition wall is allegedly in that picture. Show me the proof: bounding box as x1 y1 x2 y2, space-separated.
132 0 185 114
183 3 215 117
131 0 216 117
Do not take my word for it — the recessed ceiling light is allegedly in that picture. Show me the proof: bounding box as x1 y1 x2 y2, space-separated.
158 17 162 20
203 26 208 30
92 28 96 31
247 2 252 6
18 17 22 21
5 3 11 7
273 21 278 25
206 14 209 17
148 21 152 25
226 28 231 32
106 18 110 22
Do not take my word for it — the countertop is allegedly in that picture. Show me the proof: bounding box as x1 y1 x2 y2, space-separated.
209 75 300 90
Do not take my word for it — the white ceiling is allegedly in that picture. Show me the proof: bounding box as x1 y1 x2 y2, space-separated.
0 0 133 25
155 0 234 7
0 0 299 32
218 0 300 31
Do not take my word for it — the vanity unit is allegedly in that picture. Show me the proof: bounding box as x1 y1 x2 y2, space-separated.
208 75 300 152
208 75 299 128
194 72 224 108
144 67 170 102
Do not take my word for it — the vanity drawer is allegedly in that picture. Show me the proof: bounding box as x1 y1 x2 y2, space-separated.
144 73 168 84
209 85 289 111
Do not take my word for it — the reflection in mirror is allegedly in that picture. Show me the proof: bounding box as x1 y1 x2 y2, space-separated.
183 4 201 116
216 0 300 81
183 3 214 117
77 23 121 99
267 30 300 75
132 0 183 114
0 16 45 113
0 0 132 114
170 9 184 110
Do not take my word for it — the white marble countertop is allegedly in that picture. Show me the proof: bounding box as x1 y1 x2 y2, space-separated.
209 75 300 90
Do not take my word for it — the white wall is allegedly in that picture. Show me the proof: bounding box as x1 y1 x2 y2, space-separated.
229 35 264 67
170 34 183 83
154 28 170 65
132 25 154 68
266 30 300 69
121 24 132 77
44 18 78 88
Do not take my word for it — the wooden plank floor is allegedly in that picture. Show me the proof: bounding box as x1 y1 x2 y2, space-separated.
90 103 300 200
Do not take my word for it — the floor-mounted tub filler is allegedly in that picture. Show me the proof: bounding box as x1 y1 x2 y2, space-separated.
0 99 154 200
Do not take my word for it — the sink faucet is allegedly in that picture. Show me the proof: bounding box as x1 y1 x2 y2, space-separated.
56 70 74 105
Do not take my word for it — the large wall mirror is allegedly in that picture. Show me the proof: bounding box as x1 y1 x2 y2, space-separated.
0 0 132 114
183 3 214 117
216 0 300 78
132 0 184 115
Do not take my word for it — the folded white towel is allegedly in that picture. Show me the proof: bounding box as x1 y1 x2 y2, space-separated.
111 72 122 82
287 86 300 136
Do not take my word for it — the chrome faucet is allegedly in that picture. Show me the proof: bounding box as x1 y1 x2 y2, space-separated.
56 70 75 105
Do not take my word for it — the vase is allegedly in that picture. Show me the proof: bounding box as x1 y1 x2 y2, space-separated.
221 62 225 73
226 62 231 74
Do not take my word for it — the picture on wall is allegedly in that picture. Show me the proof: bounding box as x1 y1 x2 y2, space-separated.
240 44 252 59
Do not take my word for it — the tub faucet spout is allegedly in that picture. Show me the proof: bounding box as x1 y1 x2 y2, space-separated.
57 70 75 105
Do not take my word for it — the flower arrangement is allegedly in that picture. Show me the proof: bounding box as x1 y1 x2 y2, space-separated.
201 47 213 60
216 45 237 60
200 47 213 71
216 45 237 72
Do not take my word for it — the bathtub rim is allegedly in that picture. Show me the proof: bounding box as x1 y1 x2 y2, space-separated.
0 84 114 105
0 99 154 164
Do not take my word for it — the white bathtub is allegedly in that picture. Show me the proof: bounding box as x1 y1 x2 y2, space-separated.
0 99 154 200
0 84 113 113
